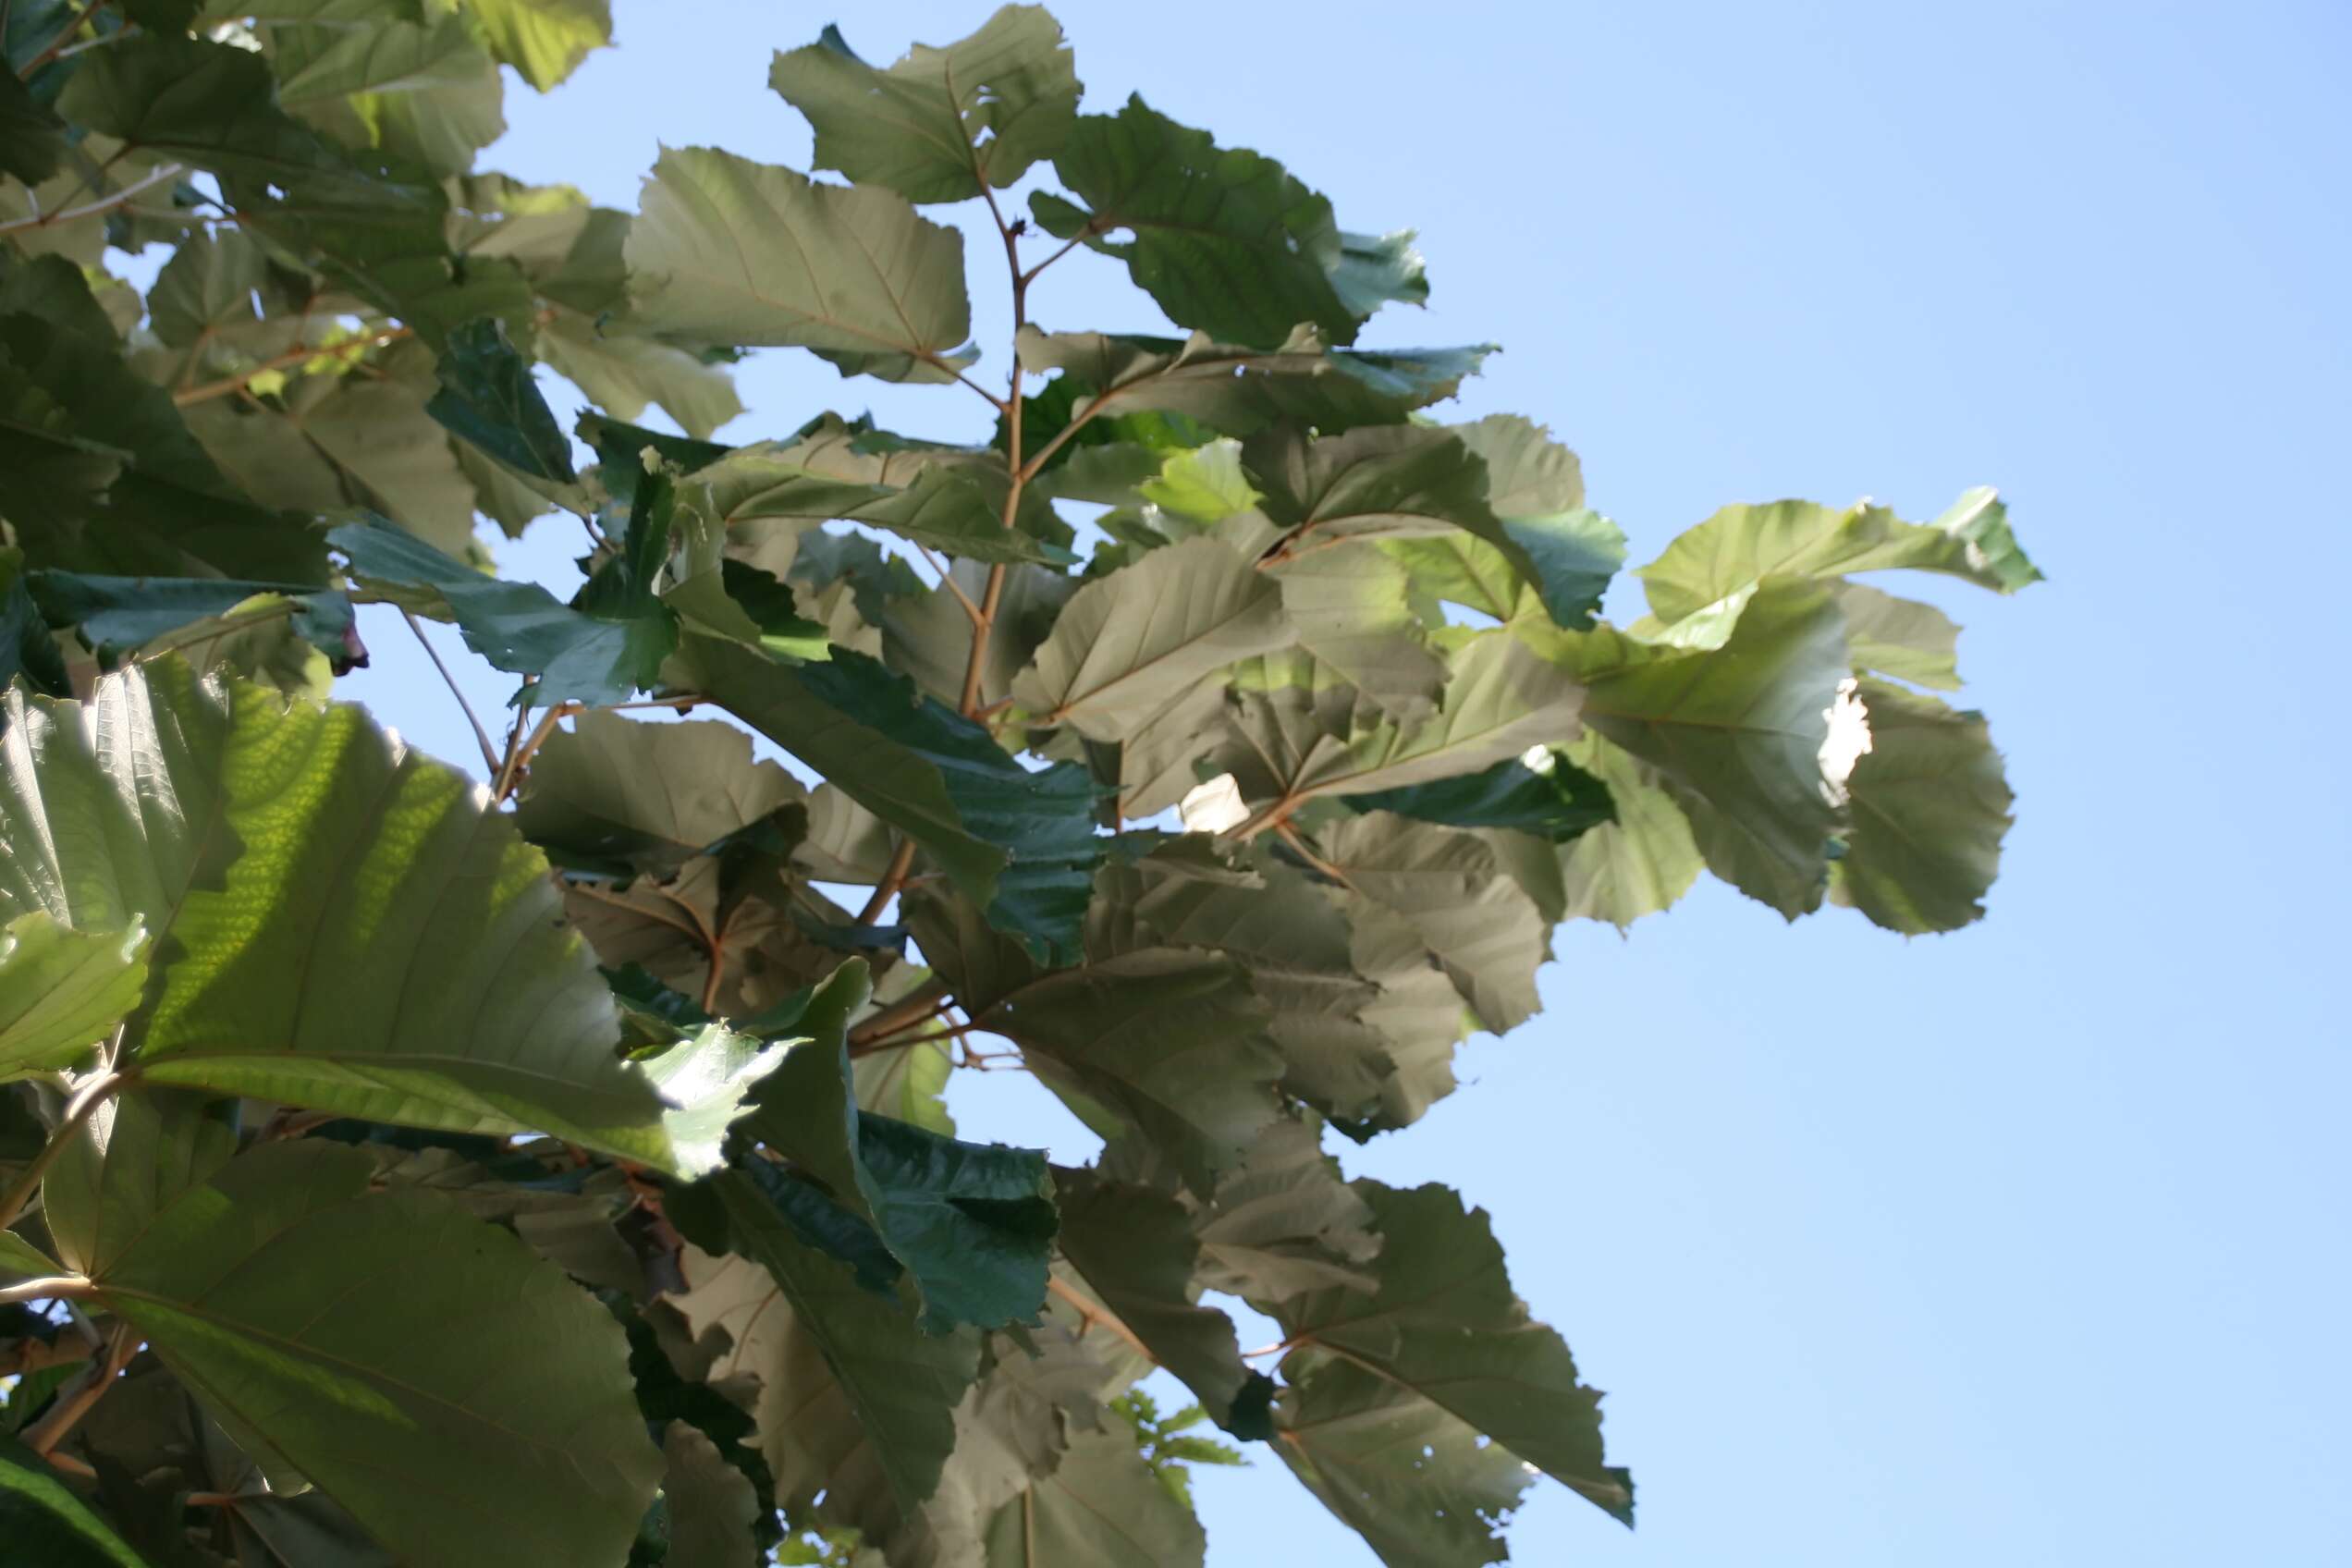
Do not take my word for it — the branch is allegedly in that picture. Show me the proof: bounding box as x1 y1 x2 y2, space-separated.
957 182 1040 717
856 838 919 925
1047 1276 1156 1365
0 160 182 235
401 612 501 778
0 1069 128 1232
172 325 413 407
845 977 953 1048
14 0 106 79
129 597 299 666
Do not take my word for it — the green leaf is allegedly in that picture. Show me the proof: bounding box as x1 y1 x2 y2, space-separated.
741 960 1059 1330
914 900 1283 1192
0 69 67 187
700 643 1101 965
28 571 357 668
1570 580 1851 916
673 417 1074 567
627 146 974 381
1832 581 1964 691
539 313 744 439
634 1021 796 1182
1266 546 1448 717
770 7 1078 202
0 547 68 699
1011 537 1290 740
1033 95 1358 349
0 298 325 582
1831 680 2014 933
1216 633 1586 811
466 0 613 90
1552 732 1704 928
673 1238 980 1520
1330 228 1428 317
0 660 695 1170
0 913 148 1081
1055 1170 1272 1437
77 1138 661 1568
1272 1182 1631 1565
425 315 579 484
1635 487 2040 630
656 1421 764 1568
1194 1121 1380 1302
1346 746 1614 842
1455 415 1623 630
1017 324 1492 440
335 516 678 708
0 1438 152 1568
979 1423 1207 1566
516 711 805 876
1306 813 1550 1034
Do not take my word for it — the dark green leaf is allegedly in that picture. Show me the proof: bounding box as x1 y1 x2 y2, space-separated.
79 1138 662 1568
1347 747 1614 842
1034 96 1359 348
425 315 579 484
1055 1170 1271 1438
334 516 678 708
0 1438 151 1567
28 571 356 668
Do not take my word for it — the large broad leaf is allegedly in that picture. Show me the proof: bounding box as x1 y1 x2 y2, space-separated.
1271 1182 1630 1566
653 1421 764 1568
1454 414 1623 630
673 417 1073 567
515 711 805 876
1032 96 1362 349
672 1242 980 1523
742 960 1058 1331
1266 546 1448 717
1194 1121 1380 1302
0 295 324 582
75 1137 661 1568
699 642 1100 965
1636 488 2040 631
915 900 1284 1192
1215 634 1585 815
0 1438 151 1567
627 146 974 382
1090 839 1398 1123
1552 732 1705 928
1017 325 1491 441
27 570 357 668
770 7 1078 202
1011 537 1289 740
1053 1170 1271 1437
1832 581 1964 692
977 1423 1207 1567
334 516 678 708
0 913 148 1081
0 661 692 1170
1347 745 1614 841
467 0 612 90
1307 813 1550 1035
1831 680 2014 933
424 315 579 484
1569 580 1851 917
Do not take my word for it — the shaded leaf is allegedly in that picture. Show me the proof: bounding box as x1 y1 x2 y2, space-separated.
79 1138 662 1568
425 314 579 484
770 7 1078 202
628 146 974 382
0 913 148 1081
517 711 804 876
978 1422 1206 1566
1831 680 2014 933
1346 745 1613 842
1272 1182 1630 1565
0 1437 151 1568
1012 537 1289 739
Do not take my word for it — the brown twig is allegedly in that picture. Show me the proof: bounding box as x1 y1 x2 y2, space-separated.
856 839 920 925
0 1069 127 1232
14 0 105 79
172 325 413 407
1047 1276 1156 1364
0 159 182 234
845 977 952 1047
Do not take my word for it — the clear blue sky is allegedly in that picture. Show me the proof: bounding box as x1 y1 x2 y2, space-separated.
339 4 2352 1562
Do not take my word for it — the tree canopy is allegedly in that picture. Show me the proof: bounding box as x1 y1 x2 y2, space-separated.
0 5 2037 1564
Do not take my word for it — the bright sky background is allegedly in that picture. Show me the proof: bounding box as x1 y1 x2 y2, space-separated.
332 3 2352 1562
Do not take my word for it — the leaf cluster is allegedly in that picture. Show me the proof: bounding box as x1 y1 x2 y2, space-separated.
0 5 2037 1565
